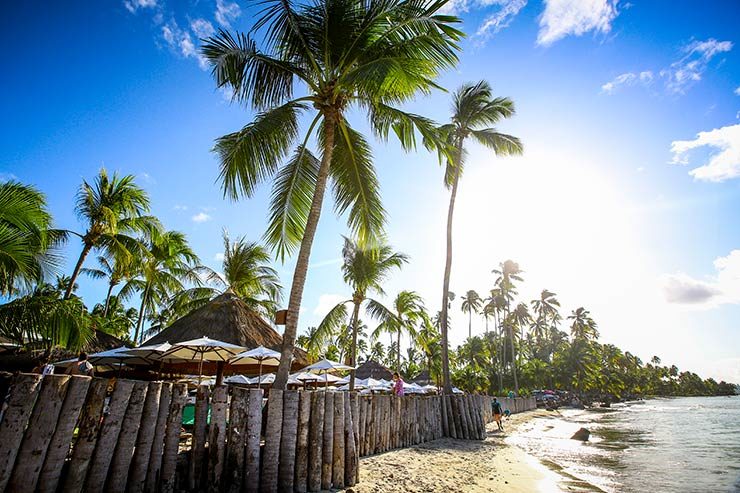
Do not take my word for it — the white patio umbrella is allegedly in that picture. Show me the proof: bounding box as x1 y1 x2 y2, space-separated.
229 346 281 390
122 342 172 360
160 336 246 384
302 358 355 389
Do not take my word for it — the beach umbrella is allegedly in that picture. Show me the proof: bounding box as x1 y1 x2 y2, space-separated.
160 336 246 384
122 342 172 360
229 345 281 390
302 358 355 389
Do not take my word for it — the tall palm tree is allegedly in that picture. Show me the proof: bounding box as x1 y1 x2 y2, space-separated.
531 289 559 339
373 290 426 372
460 289 481 339
120 230 201 344
172 232 283 318
81 251 136 317
510 302 531 366
64 169 156 300
317 237 407 389
0 181 63 295
201 0 463 390
493 259 524 393
568 307 599 341
437 82 523 394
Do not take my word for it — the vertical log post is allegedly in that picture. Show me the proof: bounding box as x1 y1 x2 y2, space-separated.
144 382 173 493
278 390 299 493
261 389 283 493
344 392 357 487
294 391 311 493
208 385 229 493
331 392 345 489
189 385 210 490
307 391 324 492
107 380 149 493
226 387 249 493
244 389 263 493
321 392 334 490
127 381 162 493
160 383 187 493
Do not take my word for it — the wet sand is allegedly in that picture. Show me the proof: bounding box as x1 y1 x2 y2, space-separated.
341 410 591 493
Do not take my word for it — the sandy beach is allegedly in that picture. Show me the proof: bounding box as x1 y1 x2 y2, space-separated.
342 410 595 493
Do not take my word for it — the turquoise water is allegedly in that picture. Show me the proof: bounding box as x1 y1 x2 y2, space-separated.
507 396 740 492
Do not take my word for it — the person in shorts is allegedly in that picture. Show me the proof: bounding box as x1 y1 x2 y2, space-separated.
492 397 504 431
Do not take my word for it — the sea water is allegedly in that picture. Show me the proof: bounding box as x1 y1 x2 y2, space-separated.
506 395 740 492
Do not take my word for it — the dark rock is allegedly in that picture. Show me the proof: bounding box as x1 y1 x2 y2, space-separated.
571 427 590 441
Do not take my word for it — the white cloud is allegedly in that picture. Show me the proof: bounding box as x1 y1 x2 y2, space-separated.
669 123 740 182
173 204 189 211
313 294 348 316
123 0 157 13
215 0 241 28
192 212 212 223
662 250 740 307
601 71 653 94
190 18 215 39
537 0 618 46
161 22 210 71
475 0 527 40
734 86 740 96
661 38 732 94
214 252 225 262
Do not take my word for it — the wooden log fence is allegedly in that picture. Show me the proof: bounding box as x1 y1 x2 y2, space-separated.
0 373 535 492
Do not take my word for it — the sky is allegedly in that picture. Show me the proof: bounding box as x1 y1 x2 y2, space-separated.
1 0 739 382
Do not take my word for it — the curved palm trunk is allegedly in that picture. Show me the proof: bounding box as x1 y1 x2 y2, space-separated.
102 280 116 318
134 284 150 345
440 160 461 396
396 327 402 373
273 114 336 391
348 299 361 391
64 241 93 299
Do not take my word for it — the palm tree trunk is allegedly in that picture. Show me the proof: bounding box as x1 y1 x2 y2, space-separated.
396 327 401 373
468 311 472 340
134 284 150 345
440 161 461 396
64 241 93 299
273 113 336 391
509 323 519 394
103 280 115 317
349 300 361 391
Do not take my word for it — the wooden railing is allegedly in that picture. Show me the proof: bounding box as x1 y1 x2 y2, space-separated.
0 373 536 492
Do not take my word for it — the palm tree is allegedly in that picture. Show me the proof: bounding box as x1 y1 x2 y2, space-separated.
64 169 156 300
0 181 63 295
81 252 136 317
510 302 531 366
201 0 463 390
460 289 481 339
568 307 599 341
437 82 523 394
493 259 524 393
373 290 426 373
531 289 559 341
121 230 201 344
172 232 283 318
317 237 407 389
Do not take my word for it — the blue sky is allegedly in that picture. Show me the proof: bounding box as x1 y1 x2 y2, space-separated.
1 0 739 382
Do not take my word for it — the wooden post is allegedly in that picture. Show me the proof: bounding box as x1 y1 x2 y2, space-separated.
278 390 299 493
294 391 311 493
161 383 187 493
208 385 229 493
8 374 70 492
332 392 345 489
38 376 91 493
127 382 162 493
307 391 324 492
189 384 210 490
321 392 334 490
0 373 43 491
366 396 376 455
244 389 263 493
61 378 108 493
344 393 357 487
350 393 359 475
261 389 283 493
85 379 135 491
226 387 249 493
107 380 149 493
144 382 173 493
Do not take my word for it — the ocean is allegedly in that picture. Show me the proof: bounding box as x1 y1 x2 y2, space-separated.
507 395 740 492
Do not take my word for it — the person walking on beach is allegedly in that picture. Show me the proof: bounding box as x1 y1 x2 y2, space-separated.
392 372 405 396
66 352 94 377
492 397 504 431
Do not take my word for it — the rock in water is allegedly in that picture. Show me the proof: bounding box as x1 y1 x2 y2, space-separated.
571 428 590 441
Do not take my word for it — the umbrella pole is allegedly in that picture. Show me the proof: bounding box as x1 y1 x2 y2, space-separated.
258 360 263 391
198 352 204 385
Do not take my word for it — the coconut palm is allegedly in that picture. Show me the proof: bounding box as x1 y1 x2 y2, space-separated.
0 181 63 295
64 169 156 300
172 232 283 318
372 290 426 372
493 259 524 393
437 82 523 394
120 230 201 344
316 237 407 389
568 307 599 341
460 289 481 339
201 0 463 390
81 251 137 317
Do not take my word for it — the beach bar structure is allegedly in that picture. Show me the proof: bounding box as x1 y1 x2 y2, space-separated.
0 369 535 493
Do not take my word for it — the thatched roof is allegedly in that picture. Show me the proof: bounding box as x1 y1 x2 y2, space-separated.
411 369 435 386
355 359 393 380
143 291 308 369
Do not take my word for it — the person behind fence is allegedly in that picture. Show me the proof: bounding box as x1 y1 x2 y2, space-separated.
66 352 94 376
392 372 404 396
492 397 504 431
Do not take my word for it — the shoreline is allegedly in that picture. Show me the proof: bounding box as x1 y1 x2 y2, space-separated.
341 409 601 493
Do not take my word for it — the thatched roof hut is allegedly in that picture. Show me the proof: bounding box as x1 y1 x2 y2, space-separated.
411 369 435 386
143 291 308 374
354 359 393 380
